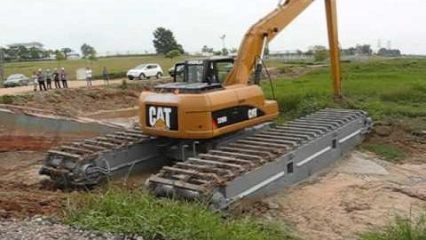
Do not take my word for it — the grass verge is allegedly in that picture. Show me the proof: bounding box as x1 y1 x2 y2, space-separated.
64 189 296 240
360 213 426 240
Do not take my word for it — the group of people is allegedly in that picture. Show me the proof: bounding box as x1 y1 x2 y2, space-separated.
31 66 110 91
33 68 68 91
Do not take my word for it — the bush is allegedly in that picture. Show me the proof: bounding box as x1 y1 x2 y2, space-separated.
360 213 426 240
65 189 295 240
93 71 127 80
120 79 128 90
0 95 15 104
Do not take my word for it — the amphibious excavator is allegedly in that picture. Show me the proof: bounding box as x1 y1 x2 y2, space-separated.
40 0 372 209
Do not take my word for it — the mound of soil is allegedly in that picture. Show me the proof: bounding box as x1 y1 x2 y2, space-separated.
4 85 146 117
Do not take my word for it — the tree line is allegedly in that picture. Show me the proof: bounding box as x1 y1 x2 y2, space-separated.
0 44 97 62
0 27 402 63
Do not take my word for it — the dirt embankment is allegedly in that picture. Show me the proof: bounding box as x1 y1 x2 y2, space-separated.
0 136 57 152
2 85 144 117
0 152 64 219
0 85 150 219
367 120 426 163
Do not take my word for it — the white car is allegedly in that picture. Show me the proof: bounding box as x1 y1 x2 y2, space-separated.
127 64 163 80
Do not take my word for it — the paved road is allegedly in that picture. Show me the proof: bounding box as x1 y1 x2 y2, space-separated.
0 79 127 96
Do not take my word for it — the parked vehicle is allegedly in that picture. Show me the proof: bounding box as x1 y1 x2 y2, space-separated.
168 64 184 78
3 74 31 88
127 64 163 80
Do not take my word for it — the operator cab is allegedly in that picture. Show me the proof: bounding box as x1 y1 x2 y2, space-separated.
154 57 234 93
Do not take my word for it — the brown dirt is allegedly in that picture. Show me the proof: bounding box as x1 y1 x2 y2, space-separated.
0 136 57 152
365 121 426 163
0 79 127 97
2 84 148 117
0 152 65 219
243 151 426 240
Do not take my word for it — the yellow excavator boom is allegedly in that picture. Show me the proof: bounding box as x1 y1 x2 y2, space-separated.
224 0 342 97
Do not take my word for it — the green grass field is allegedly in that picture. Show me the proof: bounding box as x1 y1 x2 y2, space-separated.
262 58 426 121
2 55 187 80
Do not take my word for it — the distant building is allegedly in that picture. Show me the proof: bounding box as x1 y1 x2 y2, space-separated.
7 42 44 49
377 48 401 57
201 52 214 57
268 50 313 62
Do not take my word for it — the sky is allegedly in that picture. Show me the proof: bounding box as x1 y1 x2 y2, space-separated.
1 0 425 55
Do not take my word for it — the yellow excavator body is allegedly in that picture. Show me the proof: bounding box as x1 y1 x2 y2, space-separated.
139 0 341 139
139 84 278 139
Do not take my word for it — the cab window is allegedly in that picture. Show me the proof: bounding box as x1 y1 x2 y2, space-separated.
215 62 233 83
187 65 203 83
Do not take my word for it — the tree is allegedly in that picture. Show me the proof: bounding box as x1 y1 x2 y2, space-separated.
153 27 184 55
0 48 5 80
166 49 181 61
61 48 73 59
55 50 66 61
81 43 97 59
230 48 238 54
202 45 214 53
222 48 229 56
29 47 42 59
17 46 30 60
311 45 328 62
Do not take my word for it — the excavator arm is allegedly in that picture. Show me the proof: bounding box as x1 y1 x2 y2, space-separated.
224 0 342 97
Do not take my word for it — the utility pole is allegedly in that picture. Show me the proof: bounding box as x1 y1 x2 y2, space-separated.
220 34 226 49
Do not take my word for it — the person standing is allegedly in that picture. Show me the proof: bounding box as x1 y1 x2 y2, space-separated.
102 66 110 85
60 67 68 88
53 68 61 89
31 71 38 91
45 69 52 89
85 67 93 87
37 69 47 91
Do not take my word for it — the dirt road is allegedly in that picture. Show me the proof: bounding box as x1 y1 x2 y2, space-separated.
0 79 129 96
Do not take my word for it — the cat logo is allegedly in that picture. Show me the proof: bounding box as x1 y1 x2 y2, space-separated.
149 106 172 129
248 108 258 119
